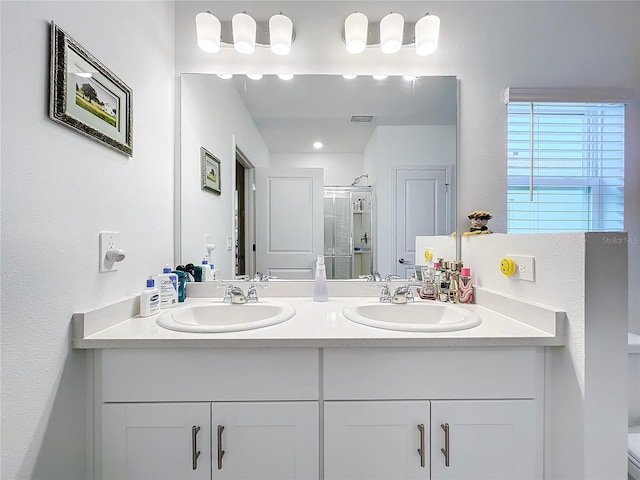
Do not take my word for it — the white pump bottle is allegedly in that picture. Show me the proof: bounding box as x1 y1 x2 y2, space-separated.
313 255 329 302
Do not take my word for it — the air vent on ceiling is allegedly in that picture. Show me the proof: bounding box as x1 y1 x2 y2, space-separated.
350 115 375 123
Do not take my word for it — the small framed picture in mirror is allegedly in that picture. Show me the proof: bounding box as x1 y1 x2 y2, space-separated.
201 147 221 195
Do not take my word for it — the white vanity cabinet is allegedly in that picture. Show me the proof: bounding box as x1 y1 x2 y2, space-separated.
94 346 543 480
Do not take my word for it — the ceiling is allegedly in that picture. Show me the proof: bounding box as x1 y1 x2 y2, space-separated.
229 74 457 153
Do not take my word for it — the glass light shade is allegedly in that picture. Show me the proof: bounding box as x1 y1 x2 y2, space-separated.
269 14 293 55
415 14 440 56
380 13 404 54
372 74 388 80
217 73 233 79
277 74 294 80
195 12 221 53
344 12 368 54
247 73 263 80
342 74 358 79
232 13 256 54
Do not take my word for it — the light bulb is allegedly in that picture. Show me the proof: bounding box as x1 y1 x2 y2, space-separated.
232 12 256 54
195 12 221 53
380 13 404 54
342 74 358 80
217 73 233 79
344 12 368 54
269 14 293 55
247 73 263 80
277 74 294 80
313 141 323 149
415 14 440 56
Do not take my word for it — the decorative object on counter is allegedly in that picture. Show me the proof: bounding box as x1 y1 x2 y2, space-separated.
463 210 493 236
417 265 438 300
458 267 474 303
313 255 329 302
201 147 221 194
49 22 133 156
139 279 160 317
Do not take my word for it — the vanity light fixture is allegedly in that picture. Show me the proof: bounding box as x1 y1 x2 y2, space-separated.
403 75 418 81
372 74 388 80
342 74 358 80
341 12 440 56
277 73 294 80
217 73 233 79
195 11 295 55
313 141 323 149
247 73 263 80
380 12 404 54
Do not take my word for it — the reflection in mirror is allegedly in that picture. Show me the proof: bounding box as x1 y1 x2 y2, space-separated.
178 74 457 280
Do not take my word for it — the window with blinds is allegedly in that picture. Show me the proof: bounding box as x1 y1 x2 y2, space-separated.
507 102 625 233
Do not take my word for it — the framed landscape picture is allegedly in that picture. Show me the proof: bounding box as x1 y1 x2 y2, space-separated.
49 21 133 156
201 147 221 195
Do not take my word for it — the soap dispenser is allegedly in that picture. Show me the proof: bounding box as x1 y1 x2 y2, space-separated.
313 255 329 302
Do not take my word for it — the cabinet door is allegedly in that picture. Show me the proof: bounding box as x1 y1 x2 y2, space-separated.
212 401 319 479
102 403 210 480
324 401 430 480
431 400 539 479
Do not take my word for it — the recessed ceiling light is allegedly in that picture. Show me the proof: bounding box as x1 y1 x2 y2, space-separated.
313 141 323 149
372 74 388 80
343 74 357 80
247 73 263 80
277 74 294 80
217 73 233 79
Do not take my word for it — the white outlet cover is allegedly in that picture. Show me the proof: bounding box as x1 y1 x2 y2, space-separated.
99 231 120 272
509 254 535 282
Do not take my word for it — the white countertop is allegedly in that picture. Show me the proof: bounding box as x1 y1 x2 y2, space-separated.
72 292 565 349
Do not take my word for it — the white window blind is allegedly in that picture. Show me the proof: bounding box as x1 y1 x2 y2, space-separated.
507 101 625 233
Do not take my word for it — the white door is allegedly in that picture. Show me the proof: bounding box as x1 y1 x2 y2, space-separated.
212 401 319 479
256 167 324 279
102 403 211 480
395 169 449 277
430 400 539 479
324 401 430 480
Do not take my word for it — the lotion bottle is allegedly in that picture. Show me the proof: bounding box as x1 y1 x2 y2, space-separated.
140 279 160 317
313 255 329 302
153 265 178 308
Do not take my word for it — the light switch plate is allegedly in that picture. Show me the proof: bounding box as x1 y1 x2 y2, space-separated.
226 235 233 251
509 255 535 282
99 231 120 272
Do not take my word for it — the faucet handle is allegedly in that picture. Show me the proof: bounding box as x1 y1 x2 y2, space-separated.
246 283 266 302
371 283 392 303
384 274 401 281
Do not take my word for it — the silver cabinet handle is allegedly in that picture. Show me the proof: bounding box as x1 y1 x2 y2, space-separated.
191 426 201 470
417 424 426 468
441 423 450 467
217 425 225 470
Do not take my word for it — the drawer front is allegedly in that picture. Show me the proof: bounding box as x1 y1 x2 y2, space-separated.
323 347 542 400
101 348 319 402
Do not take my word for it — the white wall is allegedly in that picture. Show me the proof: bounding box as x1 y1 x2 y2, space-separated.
271 152 364 186
0 2 175 478
179 74 269 276
175 0 640 332
462 233 629 479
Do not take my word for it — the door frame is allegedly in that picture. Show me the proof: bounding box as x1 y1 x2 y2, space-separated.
234 144 256 279
392 165 455 275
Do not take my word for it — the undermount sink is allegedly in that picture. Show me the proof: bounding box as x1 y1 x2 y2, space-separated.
156 300 296 333
342 301 482 332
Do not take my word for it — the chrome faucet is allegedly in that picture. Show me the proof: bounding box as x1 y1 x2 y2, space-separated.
222 285 247 304
252 272 277 282
373 284 392 303
392 284 415 304
246 284 265 303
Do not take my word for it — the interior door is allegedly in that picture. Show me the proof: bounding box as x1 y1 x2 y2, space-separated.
256 167 323 279
395 168 449 277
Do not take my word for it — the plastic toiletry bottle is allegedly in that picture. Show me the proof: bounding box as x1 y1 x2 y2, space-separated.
139 278 160 317
418 265 438 300
173 269 186 303
313 255 329 302
153 265 178 308
201 258 210 282
458 267 474 304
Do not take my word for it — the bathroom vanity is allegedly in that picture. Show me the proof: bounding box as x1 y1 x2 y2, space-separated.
74 285 564 479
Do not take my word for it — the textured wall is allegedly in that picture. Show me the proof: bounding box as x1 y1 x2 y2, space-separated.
0 2 175 478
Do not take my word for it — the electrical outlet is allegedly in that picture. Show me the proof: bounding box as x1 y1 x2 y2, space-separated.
99 231 120 272
510 255 535 282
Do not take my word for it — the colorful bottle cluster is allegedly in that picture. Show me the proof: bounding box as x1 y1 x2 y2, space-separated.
418 258 474 304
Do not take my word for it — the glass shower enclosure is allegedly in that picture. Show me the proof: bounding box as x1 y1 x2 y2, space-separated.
323 186 374 279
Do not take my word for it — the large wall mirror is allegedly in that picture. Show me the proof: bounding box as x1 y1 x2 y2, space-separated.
178 74 458 280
